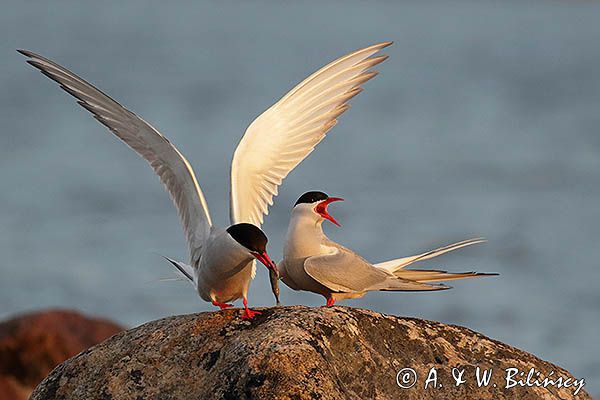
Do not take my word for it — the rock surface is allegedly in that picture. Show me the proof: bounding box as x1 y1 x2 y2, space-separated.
0 309 123 400
31 306 589 399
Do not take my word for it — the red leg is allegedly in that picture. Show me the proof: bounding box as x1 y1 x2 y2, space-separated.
241 298 261 320
326 297 335 307
212 300 233 310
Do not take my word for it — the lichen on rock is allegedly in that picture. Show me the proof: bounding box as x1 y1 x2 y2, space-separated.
30 306 590 399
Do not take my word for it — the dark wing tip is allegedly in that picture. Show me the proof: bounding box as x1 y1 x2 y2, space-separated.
26 59 43 69
17 49 32 57
17 49 45 61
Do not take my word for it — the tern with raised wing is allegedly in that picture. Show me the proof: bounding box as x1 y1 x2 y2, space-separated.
19 42 391 317
278 191 497 306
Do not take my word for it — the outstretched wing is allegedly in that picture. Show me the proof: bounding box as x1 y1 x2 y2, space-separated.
230 42 392 226
20 50 212 264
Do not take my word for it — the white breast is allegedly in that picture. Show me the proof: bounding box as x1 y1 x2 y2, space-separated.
284 205 330 260
195 228 254 302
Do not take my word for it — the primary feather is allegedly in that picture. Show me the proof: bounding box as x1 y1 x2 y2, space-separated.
230 42 392 227
18 50 213 265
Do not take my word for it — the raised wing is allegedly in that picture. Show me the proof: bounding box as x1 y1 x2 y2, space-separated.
19 50 212 264
230 42 392 226
304 246 447 293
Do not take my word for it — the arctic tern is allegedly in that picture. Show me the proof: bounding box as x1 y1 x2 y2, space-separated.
277 191 497 306
19 42 391 317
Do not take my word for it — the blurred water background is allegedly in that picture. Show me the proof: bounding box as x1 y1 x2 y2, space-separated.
1 0 599 394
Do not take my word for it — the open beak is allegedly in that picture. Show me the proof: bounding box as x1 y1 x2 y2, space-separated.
315 197 344 227
252 251 278 276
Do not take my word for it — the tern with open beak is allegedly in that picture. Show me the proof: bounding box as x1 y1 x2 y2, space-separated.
277 191 497 306
19 42 391 318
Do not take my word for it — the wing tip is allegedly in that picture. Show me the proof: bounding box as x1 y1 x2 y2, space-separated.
360 55 390 70
469 237 487 244
324 119 338 131
380 282 452 292
360 70 379 80
17 49 45 63
347 86 364 99
444 271 499 278
354 41 393 56
331 103 351 118
374 54 390 63
373 41 394 50
426 282 452 290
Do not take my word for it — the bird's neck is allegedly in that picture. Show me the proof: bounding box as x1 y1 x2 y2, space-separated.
200 230 254 276
284 212 328 259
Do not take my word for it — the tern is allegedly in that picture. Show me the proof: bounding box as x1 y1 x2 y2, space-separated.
277 191 497 306
19 42 391 318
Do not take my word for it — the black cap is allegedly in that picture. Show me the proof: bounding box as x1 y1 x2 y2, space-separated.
226 223 268 253
294 191 329 206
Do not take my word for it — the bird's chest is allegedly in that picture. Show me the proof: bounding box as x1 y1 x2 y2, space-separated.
195 237 254 302
197 256 253 302
284 224 327 260
285 239 323 260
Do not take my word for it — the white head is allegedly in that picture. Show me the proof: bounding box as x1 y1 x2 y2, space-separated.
291 191 344 227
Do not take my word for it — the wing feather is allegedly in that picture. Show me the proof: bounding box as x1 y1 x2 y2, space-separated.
394 269 498 283
230 42 392 226
304 246 446 293
19 50 212 263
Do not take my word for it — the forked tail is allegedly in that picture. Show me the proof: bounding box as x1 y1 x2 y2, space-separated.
162 256 195 283
373 238 496 284
374 238 487 273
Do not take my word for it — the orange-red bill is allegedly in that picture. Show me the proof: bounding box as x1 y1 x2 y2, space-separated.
315 197 344 227
253 251 278 274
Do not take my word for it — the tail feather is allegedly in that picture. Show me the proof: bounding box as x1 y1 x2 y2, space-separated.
162 256 195 282
375 238 486 273
395 269 498 283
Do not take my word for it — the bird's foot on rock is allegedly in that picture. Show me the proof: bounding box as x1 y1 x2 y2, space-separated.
325 298 335 307
241 308 261 320
212 300 234 310
241 298 261 319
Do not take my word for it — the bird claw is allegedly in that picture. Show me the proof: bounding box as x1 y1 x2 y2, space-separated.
212 301 234 310
325 298 335 307
241 308 261 320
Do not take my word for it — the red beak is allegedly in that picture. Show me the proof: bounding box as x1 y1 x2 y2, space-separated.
315 197 344 227
252 251 278 275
